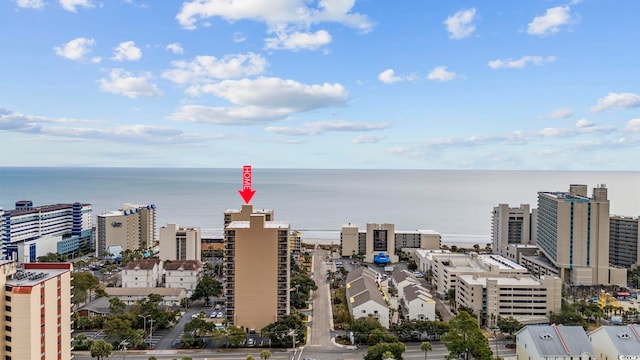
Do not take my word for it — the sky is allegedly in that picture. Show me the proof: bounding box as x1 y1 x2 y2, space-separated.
1 0 640 169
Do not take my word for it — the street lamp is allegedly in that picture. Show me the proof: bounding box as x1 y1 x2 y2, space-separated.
148 318 155 348
138 314 150 339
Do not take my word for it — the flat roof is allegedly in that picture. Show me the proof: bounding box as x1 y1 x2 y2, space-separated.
226 220 290 229
458 274 543 286
479 255 527 271
7 268 68 287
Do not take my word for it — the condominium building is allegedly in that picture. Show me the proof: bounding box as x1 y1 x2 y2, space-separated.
536 184 626 285
121 259 163 288
289 230 302 254
346 267 389 328
341 223 440 263
0 260 73 360
224 206 290 330
0 200 93 261
96 203 156 256
456 273 562 326
430 253 529 298
164 260 202 297
609 215 640 268
159 223 201 261
491 204 531 257
224 205 273 227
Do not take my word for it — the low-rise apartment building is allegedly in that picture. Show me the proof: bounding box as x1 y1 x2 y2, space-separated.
516 324 595 360
588 324 640 359
121 258 163 288
164 260 202 297
104 287 185 306
346 267 389 328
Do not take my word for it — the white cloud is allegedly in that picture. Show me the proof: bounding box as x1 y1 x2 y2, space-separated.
54 37 96 61
265 30 332 51
112 41 142 62
266 120 390 136
427 66 457 81
175 0 373 33
166 42 184 55
162 53 267 85
16 0 45 9
378 69 402 84
575 119 594 128
353 134 384 144
591 92 640 112
527 6 572 36
193 77 349 112
233 32 247 43
444 8 476 39
488 55 556 69
98 69 163 99
169 105 290 125
59 0 93 12
625 119 640 133
541 107 573 119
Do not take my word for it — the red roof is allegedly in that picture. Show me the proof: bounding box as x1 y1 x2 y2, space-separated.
617 292 631 296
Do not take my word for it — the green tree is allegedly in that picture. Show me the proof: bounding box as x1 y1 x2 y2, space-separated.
71 271 100 305
352 315 384 344
368 328 398 346
407 261 418 271
246 356 254 360
364 342 406 360
497 316 524 338
261 314 305 348
190 276 223 305
382 351 396 360
37 252 65 262
109 297 127 314
442 311 492 360
148 357 158 360
89 340 113 360
227 326 248 347
260 349 272 359
420 341 432 360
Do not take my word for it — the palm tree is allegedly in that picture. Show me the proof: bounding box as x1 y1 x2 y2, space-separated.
260 349 272 359
420 341 432 360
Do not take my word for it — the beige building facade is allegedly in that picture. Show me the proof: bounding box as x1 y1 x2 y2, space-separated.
456 274 561 326
0 261 73 360
491 204 531 257
96 203 157 256
224 205 290 330
159 223 202 261
536 184 626 285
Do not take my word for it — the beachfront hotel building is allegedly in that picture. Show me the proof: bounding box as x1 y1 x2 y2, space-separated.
158 223 201 261
0 260 73 360
96 203 157 256
0 200 93 261
536 184 626 285
609 215 640 268
491 204 531 257
340 223 441 263
455 273 562 326
224 205 290 330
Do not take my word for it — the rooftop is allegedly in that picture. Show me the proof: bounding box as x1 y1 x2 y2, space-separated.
165 260 202 271
458 274 545 286
226 220 290 229
105 287 184 297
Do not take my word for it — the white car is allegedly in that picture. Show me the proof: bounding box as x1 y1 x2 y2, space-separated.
216 312 224 318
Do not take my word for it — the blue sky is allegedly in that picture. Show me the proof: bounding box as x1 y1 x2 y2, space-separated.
2 0 640 169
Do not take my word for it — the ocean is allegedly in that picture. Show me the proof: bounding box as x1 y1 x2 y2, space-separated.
1 168 639 246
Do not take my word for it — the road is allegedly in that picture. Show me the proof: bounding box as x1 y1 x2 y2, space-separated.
307 249 340 350
72 340 516 360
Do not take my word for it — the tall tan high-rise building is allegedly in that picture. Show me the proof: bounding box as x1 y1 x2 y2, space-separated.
491 204 531 257
224 205 290 330
96 203 157 256
0 261 73 360
159 223 201 261
536 184 626 285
